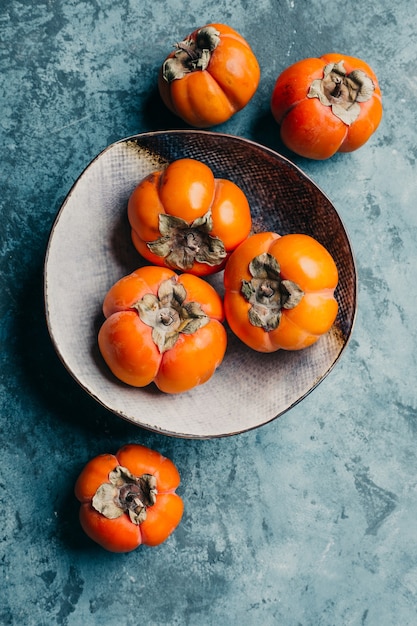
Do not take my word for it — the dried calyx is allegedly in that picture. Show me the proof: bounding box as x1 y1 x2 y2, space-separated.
92 465 157 525
147 211 226 271
162 26 221 82
134 276 209 353
308 60 375 125
241 253 303 331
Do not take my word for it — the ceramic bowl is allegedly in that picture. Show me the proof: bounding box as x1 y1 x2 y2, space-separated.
44 130 357 438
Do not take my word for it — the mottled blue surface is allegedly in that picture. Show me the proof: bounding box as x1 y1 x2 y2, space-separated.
1 1 417 624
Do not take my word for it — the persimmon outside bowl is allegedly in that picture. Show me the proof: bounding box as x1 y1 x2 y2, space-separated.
44 130 356 438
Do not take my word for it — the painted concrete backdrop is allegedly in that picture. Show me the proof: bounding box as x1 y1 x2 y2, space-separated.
1 0 417 624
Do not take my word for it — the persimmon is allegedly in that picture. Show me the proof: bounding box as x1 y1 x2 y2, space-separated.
98 265 227 393
271 54 382 159
223 232 339 352
75 444 183 552
128 158 252 277
158 23 260 127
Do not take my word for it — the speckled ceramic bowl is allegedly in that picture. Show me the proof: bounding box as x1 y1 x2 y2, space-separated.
44 130 357 438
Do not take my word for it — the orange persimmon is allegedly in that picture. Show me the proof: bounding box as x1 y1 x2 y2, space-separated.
128 158 252 276
271 54 382 159
75 444 184 552
98 265 227 393
158 23 260 127
223 232 339 352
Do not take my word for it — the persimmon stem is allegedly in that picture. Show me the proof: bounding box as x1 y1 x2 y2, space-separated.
332 82 342 98
134 276 210 353
92 466 157 525
241 253 304 332
162 26 221 82
147 211 226 271
308 60 375 125
175 42 199 61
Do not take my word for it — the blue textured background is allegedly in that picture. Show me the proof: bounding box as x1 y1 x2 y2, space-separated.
1 1 417 624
